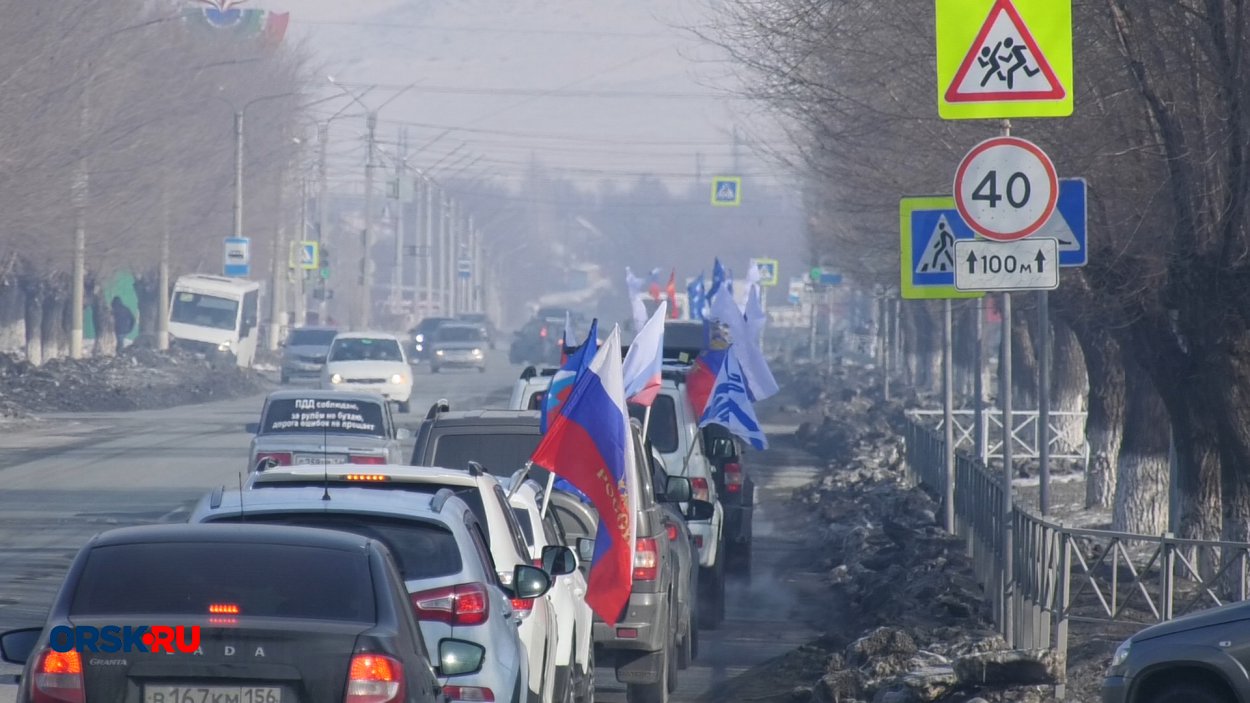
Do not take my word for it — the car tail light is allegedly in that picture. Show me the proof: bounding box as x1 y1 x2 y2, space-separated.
693 535 704 549
616 628 638 639
510 597 535 615
442 686 495 702
31 649 83 703
348 456 387 465
346 654 404 703
254 451 292 468
665 524 678 542
540 326 548 338
411 582 489 626
724 462 743 494
691 477 710 502
634 537 658 581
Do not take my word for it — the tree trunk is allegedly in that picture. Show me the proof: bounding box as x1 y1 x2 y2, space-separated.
954 300 979 399
134 272 159 344
1072 323 1125 509
0 279 24 352
1171 396 1222 580
41 286 67 361
1113 355 1169 533
901 300 920 388
91 286 116 358
1011 300 1038 410
1049 319 1088 455
913 302 941 393
22 278 43 366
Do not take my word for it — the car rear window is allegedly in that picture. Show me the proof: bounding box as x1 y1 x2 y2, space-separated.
207 513 463 581
630 394 679 453
430 433 542 477
511 508 535 547
288 329 337 346
261 397 387 436
70 542 374 622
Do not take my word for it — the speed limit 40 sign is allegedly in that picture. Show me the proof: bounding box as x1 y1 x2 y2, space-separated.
954 136 1057 241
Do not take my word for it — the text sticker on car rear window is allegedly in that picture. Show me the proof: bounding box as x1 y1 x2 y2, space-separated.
262 398 384 435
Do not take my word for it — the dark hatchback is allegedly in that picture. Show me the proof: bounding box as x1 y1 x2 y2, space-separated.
0 524 489 703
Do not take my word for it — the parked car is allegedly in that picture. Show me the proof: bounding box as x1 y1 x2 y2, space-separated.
0 523 473 703
190 484 544 703
702 424 755 576
1103 599 1250 703
279 325 337 383
456 312 498 349
244 389 409 471
409 317 455 361
248 463 566 703
500 474 596 703
321 332 413 413
429 323 489 374
411 403 711 702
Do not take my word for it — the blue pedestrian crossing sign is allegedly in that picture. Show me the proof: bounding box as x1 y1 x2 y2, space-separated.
711 177 742 207
1031 178 1087 267
900 197 983 300
298 241 320 270
223 237 250 278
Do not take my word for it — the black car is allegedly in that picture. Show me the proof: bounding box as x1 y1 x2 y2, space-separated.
0 523 488 703
507 317 564 366
702 424 755 576
408 317 455 361
455 313 497 349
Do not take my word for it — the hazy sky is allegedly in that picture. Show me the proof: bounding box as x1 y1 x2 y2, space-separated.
255 0 791 191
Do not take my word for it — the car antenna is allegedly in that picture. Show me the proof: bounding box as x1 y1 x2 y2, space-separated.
322 421 331 501
237 472 245 522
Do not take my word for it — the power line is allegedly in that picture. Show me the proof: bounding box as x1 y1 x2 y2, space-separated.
291 18 665 39
326 81 744 101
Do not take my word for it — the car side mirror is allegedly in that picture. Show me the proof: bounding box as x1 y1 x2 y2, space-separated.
685 499 715 521
511 564 552 599
436 638 485 677
396 428 411 441
576 537 595 563
661 476 692 504
541 545 577 576
708 437 736 459
0 627 41 665
244 422 260 434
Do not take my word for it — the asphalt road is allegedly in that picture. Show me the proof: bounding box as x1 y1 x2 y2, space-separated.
0 354 825 703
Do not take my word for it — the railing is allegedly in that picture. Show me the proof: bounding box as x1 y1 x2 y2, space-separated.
904 420 1250 699
905 408 1089 462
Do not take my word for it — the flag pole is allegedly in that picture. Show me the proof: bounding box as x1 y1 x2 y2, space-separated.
641 404 653 441
538 469 556 519
507 460 532 499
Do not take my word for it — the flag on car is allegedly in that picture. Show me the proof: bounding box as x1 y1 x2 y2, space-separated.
687 274 706 321
541 319 599 434
530 326 637 624
709 288 778 401
560 311 575 366
648 268 662 301
708 258 726 301
625 267 647 331
622 301 666 406
665 270 679 318
699 344 769 450
745 284 767 344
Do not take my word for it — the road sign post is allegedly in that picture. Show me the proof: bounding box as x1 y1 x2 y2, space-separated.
224 237 250 278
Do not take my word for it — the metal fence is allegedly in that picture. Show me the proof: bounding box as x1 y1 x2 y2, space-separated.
904 420 1250 699
906 408 1089 462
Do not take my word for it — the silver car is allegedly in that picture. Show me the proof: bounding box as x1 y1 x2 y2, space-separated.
244 389 409 471
429 323 489 373
279 326 338 383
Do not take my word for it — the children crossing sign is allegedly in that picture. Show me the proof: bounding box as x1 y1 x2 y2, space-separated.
936 0 1073 119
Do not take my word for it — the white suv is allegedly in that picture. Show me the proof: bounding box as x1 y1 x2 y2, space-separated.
500 474 595 703
188 482 543 703
246 464 567 703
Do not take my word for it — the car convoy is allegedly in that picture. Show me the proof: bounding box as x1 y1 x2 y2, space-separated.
0 312 757 703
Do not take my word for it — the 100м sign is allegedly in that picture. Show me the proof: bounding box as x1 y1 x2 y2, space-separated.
954 238 1058 291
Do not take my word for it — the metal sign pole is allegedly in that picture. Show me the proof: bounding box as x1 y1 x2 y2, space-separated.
1001 290 1015 646
943 298 955 532
974 300 987 463
1038 290 1051 515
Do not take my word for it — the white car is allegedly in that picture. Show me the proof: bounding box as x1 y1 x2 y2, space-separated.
248 463 566 703
321 332 414 413
500 473 596 703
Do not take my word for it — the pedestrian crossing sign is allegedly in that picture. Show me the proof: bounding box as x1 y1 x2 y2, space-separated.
936 0 1072 119
711 177 741 206
900 196 984 300
298 241 319 270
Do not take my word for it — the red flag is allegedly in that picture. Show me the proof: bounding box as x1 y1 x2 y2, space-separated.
665 270 679 318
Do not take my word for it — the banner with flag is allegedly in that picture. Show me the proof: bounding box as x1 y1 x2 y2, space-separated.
625 268 647 331
745 284 766 345
665 270 679 318
623 302 666 406
541 320 599 433
708 258 726 301
647 268 662 302
699 345 768 450
530 326 637 624
709 289 778 401
687 274 706 321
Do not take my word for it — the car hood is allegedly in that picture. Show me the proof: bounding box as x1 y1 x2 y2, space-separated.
1134 598 1250 642
323 359 408 376
254 434 391 451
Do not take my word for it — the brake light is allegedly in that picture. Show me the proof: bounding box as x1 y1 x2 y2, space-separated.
510 597 535 614
692 477 710 502
254 451 291 468
724 462 743 494
666 524 678 541
634 537 658 581
31 649 83 703
693 535 704 549
347 459 388 469
540 326 548 338
346 654 404 703
208 603 240 614
411 582 489 626
442 686 495 702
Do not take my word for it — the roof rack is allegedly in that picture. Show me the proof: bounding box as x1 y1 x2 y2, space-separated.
431 488 456 513
425 399 451 420
520 365 538 380
209 486 224 509
466 461 484 477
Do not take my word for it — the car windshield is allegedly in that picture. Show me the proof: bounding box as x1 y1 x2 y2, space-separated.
630 394 679 453
437 326 483 343
430 432 543 477
329 338 403 362
261 397 387 436
70 542 374 622
170 292 239 331
288 329 337 346
208 513 462 581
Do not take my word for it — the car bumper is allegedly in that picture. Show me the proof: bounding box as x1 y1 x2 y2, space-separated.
432 357 485 367
723 504 752 545
593 589 669 652
688 521 716 568
1101 676 1128 703
282 363 324 376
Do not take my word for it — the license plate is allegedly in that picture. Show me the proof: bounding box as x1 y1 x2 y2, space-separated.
295 454 347 465
144 686 280 703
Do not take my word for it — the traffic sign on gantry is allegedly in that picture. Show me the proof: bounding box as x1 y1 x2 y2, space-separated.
899 196 984 300
954 136 1057 241
936 0 1073 119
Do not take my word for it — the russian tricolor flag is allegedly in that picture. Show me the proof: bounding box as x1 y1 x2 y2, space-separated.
530 325 638 624
622 301 666 407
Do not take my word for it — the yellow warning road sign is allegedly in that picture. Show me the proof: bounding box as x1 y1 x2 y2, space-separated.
936 0 1073 119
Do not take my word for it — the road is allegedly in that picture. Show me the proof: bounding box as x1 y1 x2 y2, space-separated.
0 354 824 703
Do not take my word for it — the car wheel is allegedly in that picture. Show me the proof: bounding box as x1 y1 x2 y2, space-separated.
677 608 692 670
1149 681 1235 703
699 550 726 630
624 645 669 703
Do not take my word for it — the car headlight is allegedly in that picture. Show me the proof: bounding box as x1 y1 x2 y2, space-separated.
436 349 445 356
217 341 232 352
1110 639 1131 670
471 348 483 357
330 373 343 384
390 373 406 384
415 333 425 343
415 343 424 352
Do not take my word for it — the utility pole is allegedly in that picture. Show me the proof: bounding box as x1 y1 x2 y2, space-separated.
391 128 406 313
70 158 87 359
269 168 286 351
440 195 451 317
158 184 170 350
472 223 483 312
424 181 435 318
295 177 308 328
360 111 377 329
234 110 244 239
317 122 329 323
